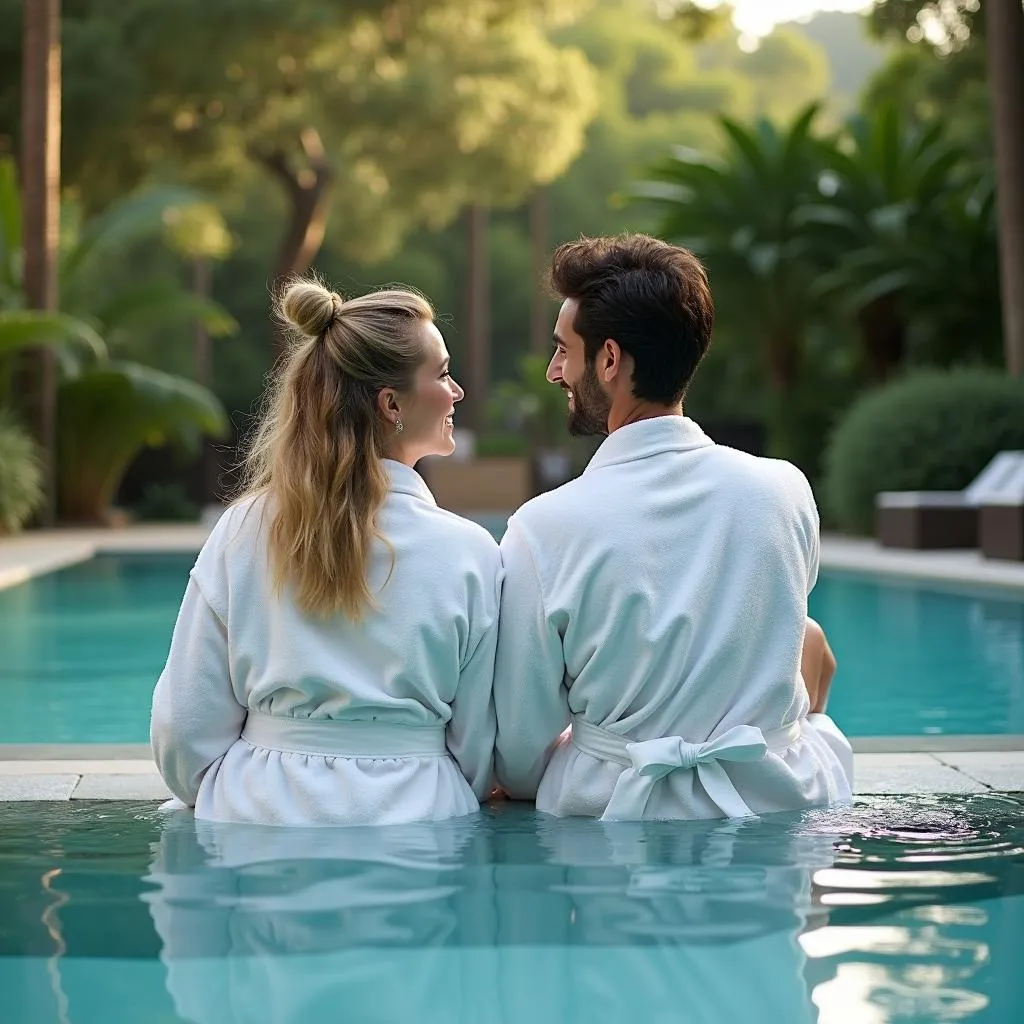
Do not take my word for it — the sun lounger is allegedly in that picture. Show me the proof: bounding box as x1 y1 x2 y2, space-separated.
875 451 1024 551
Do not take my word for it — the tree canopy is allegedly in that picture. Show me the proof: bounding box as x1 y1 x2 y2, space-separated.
0 0 599 276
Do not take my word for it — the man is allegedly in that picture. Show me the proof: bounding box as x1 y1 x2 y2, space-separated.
493 234 852 819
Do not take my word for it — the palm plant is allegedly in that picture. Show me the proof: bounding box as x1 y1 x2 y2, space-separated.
797 104 969 380
632 103 827 459
899 174 1001 367
0 158 234 522
57 362 228 521
0 406 43 534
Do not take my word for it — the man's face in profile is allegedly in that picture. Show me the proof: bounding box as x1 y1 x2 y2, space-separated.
547 299 611 437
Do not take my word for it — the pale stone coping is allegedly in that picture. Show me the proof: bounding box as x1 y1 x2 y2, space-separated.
0 744 154 760
4 524 1024 593
819 534 1024 592
0 751 1022 801
0 525 209 591
3 736 1020 762
849 734 1024 753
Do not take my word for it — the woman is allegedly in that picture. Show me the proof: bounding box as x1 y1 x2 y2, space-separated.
151 278 502 826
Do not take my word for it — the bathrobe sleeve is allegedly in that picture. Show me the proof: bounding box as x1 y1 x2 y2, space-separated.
150 575 246 806
446 548 503 800
796 466 820 594
493 518 571 799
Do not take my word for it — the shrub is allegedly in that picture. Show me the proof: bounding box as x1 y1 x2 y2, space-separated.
132 482 200 522
476 432 531 458
823 369 1024 534
0 407 44 534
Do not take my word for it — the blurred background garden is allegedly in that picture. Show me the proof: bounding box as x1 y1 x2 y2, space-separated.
1 0 1022 538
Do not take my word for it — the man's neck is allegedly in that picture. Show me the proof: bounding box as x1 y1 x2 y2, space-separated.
607 401 683 433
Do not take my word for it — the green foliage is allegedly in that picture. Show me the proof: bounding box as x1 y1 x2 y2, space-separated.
796 103 975 379
0 0 600 261
5 0 943 507
867 0 984 54
131 481 200 522
0 157 238 343
0 310 106 362
57 362 228 522
476 432 530 457
901 177 1000 365
0 406 43 533
486 354 568 448
860 29 990 161
0 157 233 522
635 102 827 466
629 70 1003 480
823 370 1024 534
0 156 21 310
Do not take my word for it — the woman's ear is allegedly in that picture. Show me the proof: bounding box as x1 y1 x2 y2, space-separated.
377 388 401 424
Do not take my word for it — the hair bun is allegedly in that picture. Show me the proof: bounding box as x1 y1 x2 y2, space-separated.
279 279 342 338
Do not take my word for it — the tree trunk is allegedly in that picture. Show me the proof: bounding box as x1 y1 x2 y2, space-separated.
857 293 906 381
987 0 1024 377
252 127 334 359
465 204 491 435
193 257 219 503
529 187 551 355
20 0 61 526
765 328 799 393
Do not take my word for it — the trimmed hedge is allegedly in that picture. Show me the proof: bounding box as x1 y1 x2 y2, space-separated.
823 369 1024 535
0 407 44 534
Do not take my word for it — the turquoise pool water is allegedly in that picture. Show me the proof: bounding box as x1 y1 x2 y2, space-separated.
0 796 1021 1023
1 554 1023 743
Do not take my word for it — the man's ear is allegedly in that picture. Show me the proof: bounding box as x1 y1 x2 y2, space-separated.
601 339 622 383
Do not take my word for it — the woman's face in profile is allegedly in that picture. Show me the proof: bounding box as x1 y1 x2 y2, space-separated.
393 321 465 462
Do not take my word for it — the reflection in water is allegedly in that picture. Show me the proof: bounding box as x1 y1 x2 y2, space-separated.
139 795 1024 1024
0 795 1022 1024
143 808 840 1024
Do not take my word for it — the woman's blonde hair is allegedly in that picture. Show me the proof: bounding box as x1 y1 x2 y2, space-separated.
239 276 434 619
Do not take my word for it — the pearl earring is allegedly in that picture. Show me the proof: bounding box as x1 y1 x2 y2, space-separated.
395 419 404 434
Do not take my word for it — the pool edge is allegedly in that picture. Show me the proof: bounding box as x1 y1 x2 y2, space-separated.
0 750 1021 802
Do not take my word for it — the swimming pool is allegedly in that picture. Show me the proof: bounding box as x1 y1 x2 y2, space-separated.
1 553 1023 743
0 796 1021 1023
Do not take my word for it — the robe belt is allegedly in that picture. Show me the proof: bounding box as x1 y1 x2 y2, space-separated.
571 714 802 820
241 712 448 758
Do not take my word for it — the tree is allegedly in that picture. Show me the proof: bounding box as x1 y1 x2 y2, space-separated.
986 0 1024 377
0 0 599 353
18 0 61 525
867 0 1024 376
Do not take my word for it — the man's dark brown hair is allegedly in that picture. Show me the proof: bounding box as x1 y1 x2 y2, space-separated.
549 233 714 405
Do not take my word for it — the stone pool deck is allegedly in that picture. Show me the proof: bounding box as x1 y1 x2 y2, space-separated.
0 751 1022 802
0 522 209 590
1 524 1023 802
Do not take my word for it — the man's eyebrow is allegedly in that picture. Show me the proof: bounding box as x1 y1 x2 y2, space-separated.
553 333 566 348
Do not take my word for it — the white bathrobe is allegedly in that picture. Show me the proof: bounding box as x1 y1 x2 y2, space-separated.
150 460 502 826
493 416 853 819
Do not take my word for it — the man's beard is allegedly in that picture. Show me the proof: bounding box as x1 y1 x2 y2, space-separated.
565 361 611 437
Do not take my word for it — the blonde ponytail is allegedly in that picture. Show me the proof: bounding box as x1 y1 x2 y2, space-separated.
239 276 434 619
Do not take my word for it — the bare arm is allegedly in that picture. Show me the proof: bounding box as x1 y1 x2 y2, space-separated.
801 617 836 715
